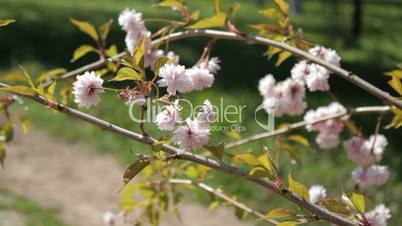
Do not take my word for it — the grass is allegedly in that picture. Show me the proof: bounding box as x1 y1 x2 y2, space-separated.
1 0 402 225
0 188 69 226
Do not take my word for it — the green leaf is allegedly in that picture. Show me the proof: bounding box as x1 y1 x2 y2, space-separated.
233 153 259 166
275 51 292 66
204 142 225 160
228 2 241 20
36 68 67 83
112 67 142 81
235 206 248 220
214 0 222 14
153 56 171 76
266 208 295 219
123 159 150 185
151 140 165 152
106 44 118 57
0 143 5 168
187 12 227 29
350 192 365 213
0 19 16 27
384 69 402 78
288 173 309 200
273 0 289 14
277 221 297 226
99 19 113 42
190 10 200 20
19 65 36 89
69 18 99 41
208 200 220 210
45 81 57 101
388 76 402 96
2 123 14 142
158 0 185 10
258 8 282 20
258 153 277 177
249 166 268 178
319 199 352 216
19 115 30 134
287 135 309 147
0 71 25 82
71 44 95 62
0 86 35 96
225 130 241 140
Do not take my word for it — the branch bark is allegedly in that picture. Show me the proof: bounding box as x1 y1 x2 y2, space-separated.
0 87 358 226
169 178 279 225
54 29 402 109
225 106 390 149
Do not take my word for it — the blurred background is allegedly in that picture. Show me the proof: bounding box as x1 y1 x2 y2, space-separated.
0 0 401 226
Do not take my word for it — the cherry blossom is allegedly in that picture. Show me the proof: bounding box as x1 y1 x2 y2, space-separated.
155 103 181 131
352 165 389 188
258 74 276 98
118 88 146 106
73 71 104 108
309 185 327 203
199 57 221 74
309 45 341 67
344 135 387 165
364 204 391 226
185 67 214 91
157 64 192 94
102 211 116 226
291 61 330 91
172 118 210 150
195 99 216 127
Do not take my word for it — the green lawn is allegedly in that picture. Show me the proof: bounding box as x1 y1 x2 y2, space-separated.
1 0 402 225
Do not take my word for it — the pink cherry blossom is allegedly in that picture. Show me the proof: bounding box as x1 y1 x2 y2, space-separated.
291 60 330 91
344 135 387 165
154 104 181 131
316 132 340 149
364 204 391 226
195 99 216 127
73 71 104 108
157 64 192 94
309 185 327 203
258 74 276 97
185 67 214 91
352 165 389 188
173 118 210 150
309 45 341 67
199 57 221 74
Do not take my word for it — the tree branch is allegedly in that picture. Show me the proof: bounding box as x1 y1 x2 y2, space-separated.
54 29 402 109
0 87 358 226
225 106 390 149
168 178 279 225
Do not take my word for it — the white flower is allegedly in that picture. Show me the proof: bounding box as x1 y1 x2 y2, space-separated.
309 185 327 203
316 132 340 149
102 211 115 226
155 104 181 131
352 165 389 188
157 64 192 94
195 99 216 127
73 71 103 108
261 77 307 117
199 57 221 74
309 45 341 67
258 74 276 97
118 8 152 56
291 61 330 92
118 8 145 32
365 204 391 226
166 51 180 65
173 118 210 150
185 67 214 91
344 135 387 165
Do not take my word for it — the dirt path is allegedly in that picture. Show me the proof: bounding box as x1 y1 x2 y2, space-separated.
0 129 249 226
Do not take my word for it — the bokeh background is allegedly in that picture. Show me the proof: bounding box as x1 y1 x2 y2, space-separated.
0 0 401 225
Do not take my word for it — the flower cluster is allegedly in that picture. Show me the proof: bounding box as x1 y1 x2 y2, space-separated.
344 135 387 165
118 8 180 68
303 102 346 149
155 100 216 150
364 204 391 226
73 71 104 108
291 46 340 91
157 57 220 95
309 184 327 203
258 74 307 117
351 165 389 188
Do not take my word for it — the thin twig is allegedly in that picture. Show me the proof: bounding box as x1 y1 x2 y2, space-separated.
169 178 279 225
225 106 390 149
0 87 358 226
51 29 402 108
